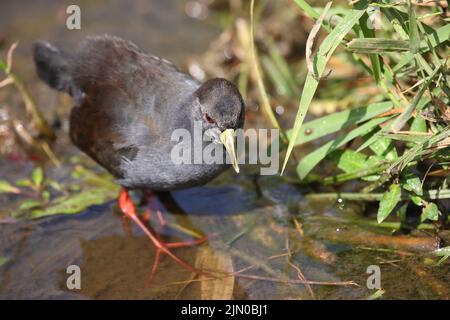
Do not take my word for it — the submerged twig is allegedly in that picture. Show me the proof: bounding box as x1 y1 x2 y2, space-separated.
168 268 357 287
232 273 357 287
285 237 316 299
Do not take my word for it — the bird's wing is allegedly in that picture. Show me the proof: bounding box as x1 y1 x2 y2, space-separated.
68 35 198 178
71 35 197 102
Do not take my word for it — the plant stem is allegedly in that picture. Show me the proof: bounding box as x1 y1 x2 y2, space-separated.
0 59 55 140
306 189 450 201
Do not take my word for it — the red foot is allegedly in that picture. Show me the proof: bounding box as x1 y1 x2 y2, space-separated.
118 188 210 285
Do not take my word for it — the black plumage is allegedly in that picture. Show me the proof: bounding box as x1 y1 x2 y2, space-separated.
33 35 245 190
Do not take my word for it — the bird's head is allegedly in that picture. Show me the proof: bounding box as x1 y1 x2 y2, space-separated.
193 78 245 173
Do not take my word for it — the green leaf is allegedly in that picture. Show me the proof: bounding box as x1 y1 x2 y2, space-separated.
29 187 119 219
297 117 389 179
421 202 439 222
0 256 9 267
410 116 427 133
329 151 383 182
0 180 20 194
377 183 401 223
402 170 423 196
409 194 423 206
369 137 398 161
281 2 368 174
367 289 385 300
286 102 393 146
70 184 81 192
331 150 367 173
434 246 450 257
361 155 383 182
42 190 50 202
433 246 450 266
19 199 42 211
358 125 382 153
15 178 32 187
31 167 44 187
47 179 63 192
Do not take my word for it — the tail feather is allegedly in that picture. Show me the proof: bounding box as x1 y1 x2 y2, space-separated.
33 41 82 101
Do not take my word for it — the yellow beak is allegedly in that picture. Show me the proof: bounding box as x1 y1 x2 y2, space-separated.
220 128 239 173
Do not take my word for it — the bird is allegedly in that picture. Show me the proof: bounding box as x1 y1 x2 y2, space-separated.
33 35 245 281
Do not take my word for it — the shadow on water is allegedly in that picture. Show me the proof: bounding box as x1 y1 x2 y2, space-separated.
0 0 449 300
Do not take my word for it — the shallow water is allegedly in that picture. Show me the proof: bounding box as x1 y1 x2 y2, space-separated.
0 0 449 300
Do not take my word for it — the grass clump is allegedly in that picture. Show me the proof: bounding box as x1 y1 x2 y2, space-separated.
250 0 449 226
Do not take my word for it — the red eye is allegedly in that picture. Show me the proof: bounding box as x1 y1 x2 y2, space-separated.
204 113 216 124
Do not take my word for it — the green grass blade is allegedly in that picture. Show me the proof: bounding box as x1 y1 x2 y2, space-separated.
380 132 429 143
286 101 393 146
249 0 284 134
0 180 21 194
433 247 450 266
410 115 427 133
408 0 420 54
388 126 450 174
296 116 389 179
377 183 401 223
391 65 440 131
357 12 382 84
267 40 298 95
368 136 398 161
307 189 450 202
281 2 368 174
357 95 431 153
323 160 390 185
261 55 292 97
293 0 320 20
331 149 368 173
367 289 385 300
29 187 119 218
347 39 409 53
393 24 450 72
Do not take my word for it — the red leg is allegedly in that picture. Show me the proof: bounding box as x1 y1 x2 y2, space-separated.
118 188 210 284
156 210 167 227
120 215 133 236
141 191 166 228
142 208 152 223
